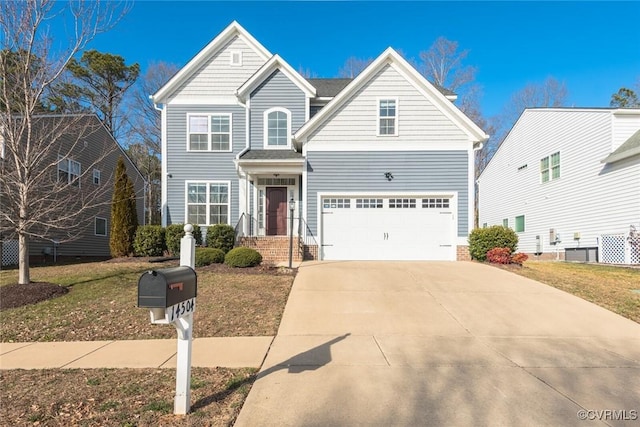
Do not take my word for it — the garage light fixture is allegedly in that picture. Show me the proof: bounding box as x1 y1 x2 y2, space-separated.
384 172 394 181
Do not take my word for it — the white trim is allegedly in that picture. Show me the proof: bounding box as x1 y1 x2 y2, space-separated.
94 217 107 237
468 147 475 234
152 21 271 102
168 96 242 105
306 141 470 152
376 97 399 137
186 112 233 152
294 47 489 144
184 180 232 226
160 106 168 227
316 191 458 261
236 54 316 100
263 107 292 149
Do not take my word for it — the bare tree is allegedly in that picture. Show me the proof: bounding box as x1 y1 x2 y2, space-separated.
420 37 477 93
338 56 373 78
490 76 568 147
0 0 130 284
125 61 178 224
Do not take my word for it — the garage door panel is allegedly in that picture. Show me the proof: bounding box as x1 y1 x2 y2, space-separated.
321 196 456 261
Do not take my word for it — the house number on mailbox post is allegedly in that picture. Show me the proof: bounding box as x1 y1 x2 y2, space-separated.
137 224 197 415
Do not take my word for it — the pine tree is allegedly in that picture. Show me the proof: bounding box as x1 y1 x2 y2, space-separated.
110 156 138 257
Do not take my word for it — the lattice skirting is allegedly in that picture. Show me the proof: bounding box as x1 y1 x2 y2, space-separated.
600 234 640 265
2 240 19 266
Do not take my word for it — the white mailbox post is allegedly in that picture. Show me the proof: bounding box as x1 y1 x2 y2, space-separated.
137 224 197 415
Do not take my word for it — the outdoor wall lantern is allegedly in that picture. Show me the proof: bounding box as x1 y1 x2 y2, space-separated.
288 197 295 268
384 172 394 181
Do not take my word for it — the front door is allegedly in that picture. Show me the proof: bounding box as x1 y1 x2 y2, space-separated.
266 187 288 236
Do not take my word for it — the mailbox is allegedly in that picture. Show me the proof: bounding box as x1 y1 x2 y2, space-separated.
138 266 197 308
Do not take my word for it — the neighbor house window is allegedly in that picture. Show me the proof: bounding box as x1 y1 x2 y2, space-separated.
187 114 231 151
58 156 81 187
503 218 508 227
378 99 397 136
186 182 229 226
264 108 291 148
93 169 101 185
515 215 525 232
540 151 560 182
95 217 107 236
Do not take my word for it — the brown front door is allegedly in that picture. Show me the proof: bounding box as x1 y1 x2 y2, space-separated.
266 187 287 236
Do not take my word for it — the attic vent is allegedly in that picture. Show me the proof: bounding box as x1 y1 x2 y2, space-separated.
517 164 528 171
230 50 242 66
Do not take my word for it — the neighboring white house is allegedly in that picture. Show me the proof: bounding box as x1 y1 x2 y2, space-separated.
478 108 640 263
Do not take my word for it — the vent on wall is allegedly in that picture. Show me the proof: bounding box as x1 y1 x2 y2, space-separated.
517 164 528 171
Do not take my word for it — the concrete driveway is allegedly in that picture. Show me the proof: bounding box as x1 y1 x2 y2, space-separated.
235 261 640 426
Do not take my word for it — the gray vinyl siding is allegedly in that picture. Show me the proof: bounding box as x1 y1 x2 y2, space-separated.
249 70 306 148
26 116 145 258
306 151 469 237
165 104 245 228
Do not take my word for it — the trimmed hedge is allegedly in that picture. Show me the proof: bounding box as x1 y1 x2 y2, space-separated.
166 224 204 256
224 247 262 268
468 225 518 262
206 224 235 253
195 247 225 267
133 225 166 257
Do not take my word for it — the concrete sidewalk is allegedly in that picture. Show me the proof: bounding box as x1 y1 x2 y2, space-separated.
235 261 640 427
0 336 273 370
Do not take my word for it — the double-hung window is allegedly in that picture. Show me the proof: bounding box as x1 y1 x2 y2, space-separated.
540 151 560 182
188 114 231 151
378 99 397 136
264 108 291 148
186 182 230 226
58 156 81 187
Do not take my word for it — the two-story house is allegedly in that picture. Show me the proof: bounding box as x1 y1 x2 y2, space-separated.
478 108 640 263
1 114 145 266
152 21 488 262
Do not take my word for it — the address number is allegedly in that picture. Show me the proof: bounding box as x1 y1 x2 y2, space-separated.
166 297 196 322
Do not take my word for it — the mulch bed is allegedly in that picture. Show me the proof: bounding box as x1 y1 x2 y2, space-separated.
0 282 69 311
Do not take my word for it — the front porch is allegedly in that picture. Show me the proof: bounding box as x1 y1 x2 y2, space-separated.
235 150 318 263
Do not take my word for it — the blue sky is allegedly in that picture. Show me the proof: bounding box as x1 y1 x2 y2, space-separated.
82 1 639 118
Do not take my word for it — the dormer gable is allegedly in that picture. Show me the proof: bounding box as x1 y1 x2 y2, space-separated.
236 54 316 102
152 21 271 103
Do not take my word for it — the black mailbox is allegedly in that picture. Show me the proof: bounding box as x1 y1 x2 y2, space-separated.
138 266 197 308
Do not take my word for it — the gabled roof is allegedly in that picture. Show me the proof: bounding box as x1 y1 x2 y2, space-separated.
294 47 489 143
236 54 316 100
602 128 640 163
152 21 271 103
307 78 353 98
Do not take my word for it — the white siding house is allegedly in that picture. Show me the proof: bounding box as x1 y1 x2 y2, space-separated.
478 108 640 262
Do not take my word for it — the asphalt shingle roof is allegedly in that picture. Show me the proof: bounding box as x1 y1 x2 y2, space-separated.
603 128 640 163
307 78 353 97
239 150 303 160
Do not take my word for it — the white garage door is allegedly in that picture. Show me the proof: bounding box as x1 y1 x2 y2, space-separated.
321 196 456 261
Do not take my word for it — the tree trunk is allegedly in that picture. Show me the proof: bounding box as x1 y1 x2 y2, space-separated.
18 232 30 285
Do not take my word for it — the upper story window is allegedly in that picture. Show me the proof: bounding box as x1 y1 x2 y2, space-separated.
93 169 101 185
264 107 291 148
378 98 398 136
230 50 243 66
58 155 81 187
540 151 560 183
187 113 232 152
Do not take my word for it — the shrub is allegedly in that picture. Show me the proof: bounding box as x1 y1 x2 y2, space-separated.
224 247 262 268
195 247 225 267
133 225 166 257
511 252 529 265
206 224 235 253
192 224 203 246
486 247 512 264
109 156 138 257
165 224 185 256
468 226 518 262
